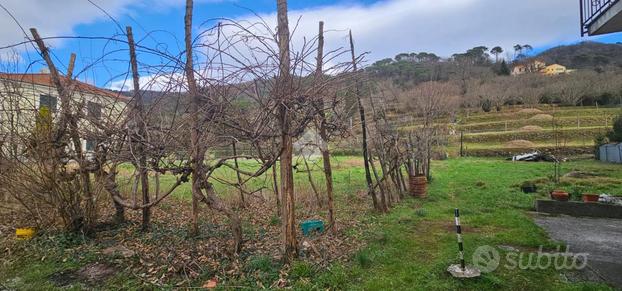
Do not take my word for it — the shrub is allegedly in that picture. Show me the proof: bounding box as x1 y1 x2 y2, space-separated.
481 99 492 112
594 134 609 160
607 114 622 142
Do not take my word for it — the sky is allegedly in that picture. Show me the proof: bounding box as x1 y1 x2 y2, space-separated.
1 0 622 90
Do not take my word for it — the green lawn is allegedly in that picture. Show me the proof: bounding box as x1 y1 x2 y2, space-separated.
294 158 619 290
1 157 620 290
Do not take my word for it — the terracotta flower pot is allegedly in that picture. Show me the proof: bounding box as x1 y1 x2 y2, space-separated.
550 190 569 202
582 193 600 203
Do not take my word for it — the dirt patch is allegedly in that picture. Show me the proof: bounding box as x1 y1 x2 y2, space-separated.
504 140 536 149
563 171 600 179
49 263 116 287
102 245 136 258
519 125 544 132
518 108 544 114
77 263 116 283
529 114 554 121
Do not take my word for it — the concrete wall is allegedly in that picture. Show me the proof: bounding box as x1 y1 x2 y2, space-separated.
600 143 622 164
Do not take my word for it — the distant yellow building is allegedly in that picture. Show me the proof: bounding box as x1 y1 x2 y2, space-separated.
541 64 567 75
511 60 546 75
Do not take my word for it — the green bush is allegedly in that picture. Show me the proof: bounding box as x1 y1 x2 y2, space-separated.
607 114 622 142
481 99 492 113
594 134 609 160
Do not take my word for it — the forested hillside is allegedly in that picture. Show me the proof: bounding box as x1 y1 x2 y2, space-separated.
536 41 622 70
365 41 622 111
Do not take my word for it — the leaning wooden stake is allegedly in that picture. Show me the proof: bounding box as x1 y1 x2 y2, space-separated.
272 163 281 216
349 30 382 212
315 21 335 231
302 155 322 208
126 26 151 231
30 29 95 231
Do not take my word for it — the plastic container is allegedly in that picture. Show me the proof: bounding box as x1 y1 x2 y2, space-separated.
15 227 36 240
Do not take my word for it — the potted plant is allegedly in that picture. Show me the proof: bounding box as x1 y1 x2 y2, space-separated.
550 189 569 202
582 193 600 203
569 187 584 202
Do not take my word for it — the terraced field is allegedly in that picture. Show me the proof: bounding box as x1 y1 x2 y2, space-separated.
398 106 621 157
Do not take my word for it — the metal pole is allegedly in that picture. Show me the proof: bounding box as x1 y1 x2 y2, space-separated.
580 0 585 36
454 208 465 270
460 131 464 157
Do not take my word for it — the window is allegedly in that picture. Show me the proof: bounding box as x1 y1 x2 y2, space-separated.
87 101 102 120
37 95 56 128
39 95 57 113
86 139 96 151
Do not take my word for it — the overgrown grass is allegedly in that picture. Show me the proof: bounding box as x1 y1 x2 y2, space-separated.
1 157 619 290
294 158 618 290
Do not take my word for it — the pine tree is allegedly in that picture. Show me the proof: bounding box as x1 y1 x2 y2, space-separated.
498 60 511 76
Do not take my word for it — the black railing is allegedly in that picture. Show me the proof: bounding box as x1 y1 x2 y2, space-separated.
581 0 621 35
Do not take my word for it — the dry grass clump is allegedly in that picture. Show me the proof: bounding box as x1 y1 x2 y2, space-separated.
519 125 544 132
529 114 554 121
518 108 544 114
504 140 536 148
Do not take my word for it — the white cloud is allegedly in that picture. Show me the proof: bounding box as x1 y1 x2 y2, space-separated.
107 0 591 91
0 0 231 51
234 0 585 63
0 0 136 50
108 73 185 91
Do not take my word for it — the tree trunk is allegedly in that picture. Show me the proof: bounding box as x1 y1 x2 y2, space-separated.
201 183 243 254
316 21 335 232
302 155 322 208
127 26 151 231
100 169 125 224
369 152 388 212
397 164 406 199
277 0 298 263
320 146 335 231
231 140 245 206
185 0 201 236
349 30 381 212
272 163 281 216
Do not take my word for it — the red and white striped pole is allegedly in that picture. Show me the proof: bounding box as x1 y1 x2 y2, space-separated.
454 208 466 271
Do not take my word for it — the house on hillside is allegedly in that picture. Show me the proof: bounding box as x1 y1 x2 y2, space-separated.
541 64 569 75
511 59 546 75
0 71 128 154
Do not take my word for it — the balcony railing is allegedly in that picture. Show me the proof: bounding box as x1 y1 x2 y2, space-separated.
581 0 621 35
